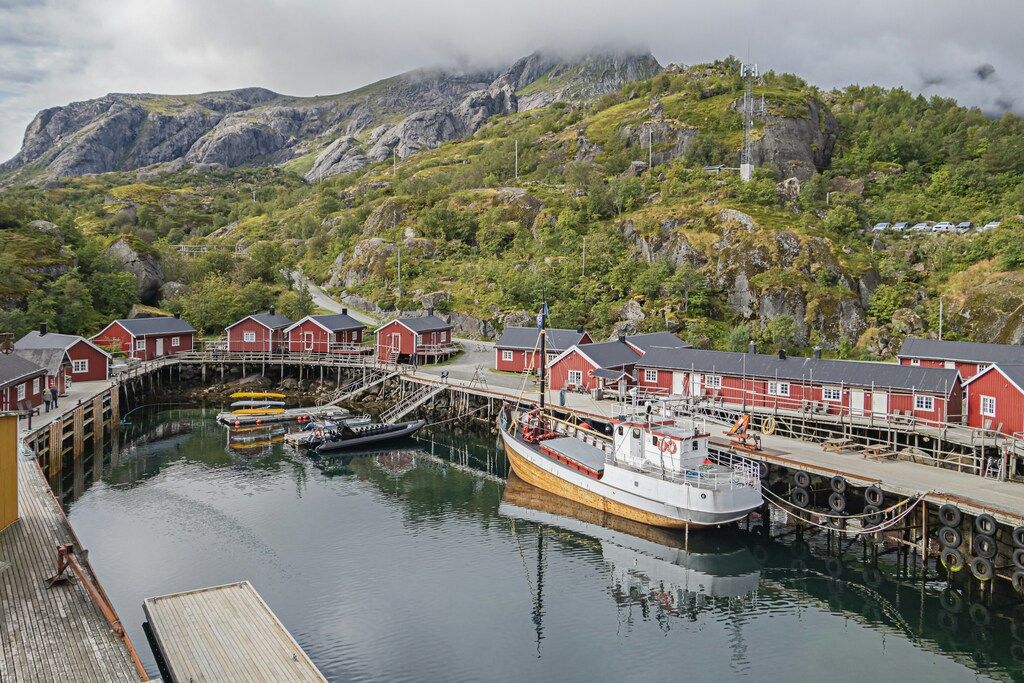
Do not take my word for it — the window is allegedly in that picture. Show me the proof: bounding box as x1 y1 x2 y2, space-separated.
501 350 513 361
980 395 996 417
644 369 658 383
914 395 934 411
910 358 920 366
568 370 583 386
243 331 256 343
72 359 88 374
976 363 989 373
135 339 146 350
944 361 955 369
768 381 790 396
822 386 842 402
705 375 722 389
440 331 447 342
17 384 26 401
32 378 39 394
171 336 180 347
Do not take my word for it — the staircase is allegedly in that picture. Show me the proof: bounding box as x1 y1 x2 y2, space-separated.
381 384 447 423
322 368 396 406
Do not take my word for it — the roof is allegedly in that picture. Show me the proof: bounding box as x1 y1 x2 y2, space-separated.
566 340 641 370
304 313 364 332
0 353 47 388
104 317 196 337
243 312 293 330
16 330 111 358
592 368 634 381
13 348 68 376
624 332 690 354
897 337 1024 365
495 327 588 352
380 314 451 333
637 347 961 395
962 363 1024 394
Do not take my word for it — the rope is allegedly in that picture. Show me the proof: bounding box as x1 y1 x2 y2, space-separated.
762 487 930 536
762 485 920 520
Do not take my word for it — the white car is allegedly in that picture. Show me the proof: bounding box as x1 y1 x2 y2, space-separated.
891 221 909 232
932 221 956 233
910 222 933 232
955 221 973 233
871 222 890 232
979 221 1001 232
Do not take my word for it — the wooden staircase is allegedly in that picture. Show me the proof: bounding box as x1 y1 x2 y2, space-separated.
381 384 446 424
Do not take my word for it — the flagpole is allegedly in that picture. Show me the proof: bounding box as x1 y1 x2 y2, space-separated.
538 301 548 410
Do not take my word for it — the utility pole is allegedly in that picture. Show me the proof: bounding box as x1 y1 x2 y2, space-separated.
514 140 519 180
394 211 402 301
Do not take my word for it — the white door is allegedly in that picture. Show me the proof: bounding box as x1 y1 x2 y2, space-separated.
155 338 164 356
389 333 401 355
304 332 314 351
850 389 865 416
672 372 687 396
871 391 888 416
690 373 702 396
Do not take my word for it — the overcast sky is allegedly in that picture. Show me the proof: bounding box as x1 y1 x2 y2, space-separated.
1 0 1021 160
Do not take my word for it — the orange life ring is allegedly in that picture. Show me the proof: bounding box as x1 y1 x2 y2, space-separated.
664 439 677 454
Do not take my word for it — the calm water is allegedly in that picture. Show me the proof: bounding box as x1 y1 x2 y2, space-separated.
61 409 1024 682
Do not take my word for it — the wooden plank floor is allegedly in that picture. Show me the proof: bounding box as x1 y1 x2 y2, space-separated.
0 458 141 682
144 581 326 683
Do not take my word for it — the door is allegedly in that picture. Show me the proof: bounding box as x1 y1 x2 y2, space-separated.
672 372 687 397
850 389 865 416
389 333 401 356
870 391 888 417
155 338 164 357
304 332 314 351
690 373 702 396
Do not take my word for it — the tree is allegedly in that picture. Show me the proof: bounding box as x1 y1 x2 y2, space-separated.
990 217 1024 270
421 204 478 243
50 273 96 334
244 241 288 283
667 264 708 314
277 285 315 320
761 315 798 352
88 271 138 319
176 275 246 333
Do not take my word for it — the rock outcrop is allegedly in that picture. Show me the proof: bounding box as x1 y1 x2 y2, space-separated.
102 238 165 303
752 99 839 181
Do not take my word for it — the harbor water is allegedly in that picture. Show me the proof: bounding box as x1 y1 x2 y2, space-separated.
61 409 1024 682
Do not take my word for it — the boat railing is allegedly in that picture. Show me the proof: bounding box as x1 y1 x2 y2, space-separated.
614 458 759 491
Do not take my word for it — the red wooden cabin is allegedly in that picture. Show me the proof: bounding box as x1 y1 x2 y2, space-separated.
897 337 1024 379
547 339 642 392
963 364 1024 436
494 327 591 373
375 312 455 363
286 311 367 354
226 310 293 353
92 316 196 360
0 354 47 412
16 324 110 383
12 347 69 397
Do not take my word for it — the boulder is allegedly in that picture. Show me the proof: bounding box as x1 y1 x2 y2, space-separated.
620 299 646 323
159 281 187 299
28 220 62 243
103 238 165 303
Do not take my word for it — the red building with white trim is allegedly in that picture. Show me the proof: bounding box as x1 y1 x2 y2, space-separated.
547 339 643 392
285 311 367 354
375 312 455 363
962 364 1024 436
897 337 1024 379
92 316 196 360
15 325 110 383
226 310 293 353
494 327 591 373
0 354 47 412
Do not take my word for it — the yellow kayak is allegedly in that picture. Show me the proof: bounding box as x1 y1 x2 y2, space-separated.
230 391 287 400
231 408 286 416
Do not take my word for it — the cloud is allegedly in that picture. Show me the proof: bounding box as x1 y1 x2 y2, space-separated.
1 0 1022 160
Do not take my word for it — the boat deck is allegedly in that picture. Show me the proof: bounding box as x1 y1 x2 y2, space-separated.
0 459 141 682
143 580 325 683
537 437 606 474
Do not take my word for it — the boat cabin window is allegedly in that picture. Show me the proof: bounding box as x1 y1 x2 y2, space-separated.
692 440 699 451
617 426 623 435
631 428 641 439
651 436 658 445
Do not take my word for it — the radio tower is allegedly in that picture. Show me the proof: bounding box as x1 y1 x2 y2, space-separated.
740 62 761 182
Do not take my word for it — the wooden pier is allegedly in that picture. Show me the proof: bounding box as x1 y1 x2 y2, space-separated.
0 458 144 682
143 581 325 682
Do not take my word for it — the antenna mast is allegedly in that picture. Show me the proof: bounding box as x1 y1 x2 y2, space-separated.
740 62 761 182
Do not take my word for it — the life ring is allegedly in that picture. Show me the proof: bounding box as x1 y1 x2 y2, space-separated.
938 504 962 527
974 513 997 536
665 440 677 454
971 533 997 560
762 417 777 435
938 526 962 549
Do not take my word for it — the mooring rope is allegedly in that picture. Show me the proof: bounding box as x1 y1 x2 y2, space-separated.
762 488 930 536
761 485 922 520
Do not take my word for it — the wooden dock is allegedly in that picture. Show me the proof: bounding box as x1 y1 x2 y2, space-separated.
0 458 143 682
143 581 325 683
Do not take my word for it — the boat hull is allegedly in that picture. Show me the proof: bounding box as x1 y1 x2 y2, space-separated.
315 419 426 453
501 428 758 530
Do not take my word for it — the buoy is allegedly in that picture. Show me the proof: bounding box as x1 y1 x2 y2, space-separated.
793 470 811 488
828 491 846 513
1013 525 1024 549
974 513 997 536
864 485 884 507
1012 547 1024 570
790 486 810 508
938 504 962 528
830 476 847 494
970 556 994 581
941 547 965 573
971 533 997 560
938 525 962 549
256 419 262 425
234 420 241 427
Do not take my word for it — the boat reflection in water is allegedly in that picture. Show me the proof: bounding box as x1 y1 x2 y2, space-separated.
500 472 762 616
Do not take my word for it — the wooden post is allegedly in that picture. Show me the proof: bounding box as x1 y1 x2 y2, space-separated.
72 405 85 459
920 501 928 569
92 395 104 448
0 414 17 532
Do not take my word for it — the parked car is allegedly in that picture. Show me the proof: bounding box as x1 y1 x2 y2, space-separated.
979 221 1001 232
872 222 890 232
910 222 933 232
931 221 956 233
891 221 909 232
955 221 974 233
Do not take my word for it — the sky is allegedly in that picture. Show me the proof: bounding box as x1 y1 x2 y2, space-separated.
1 0 1022 160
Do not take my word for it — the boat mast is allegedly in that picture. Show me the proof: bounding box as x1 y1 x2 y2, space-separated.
538 301 547 410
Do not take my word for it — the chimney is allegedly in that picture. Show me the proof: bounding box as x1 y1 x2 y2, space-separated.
778 349 787 360
427 306 434 317
813 346 822 359
39 323 47 336
269 306 276 316
747 340 755 355
342 308 348 315
618 334 626 343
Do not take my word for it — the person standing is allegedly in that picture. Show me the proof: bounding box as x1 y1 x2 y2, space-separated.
50 386 58 409
43 391 52 413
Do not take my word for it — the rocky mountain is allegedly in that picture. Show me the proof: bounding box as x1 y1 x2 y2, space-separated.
1 50 662 185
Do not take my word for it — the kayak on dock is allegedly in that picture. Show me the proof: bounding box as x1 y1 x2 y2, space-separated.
231 407 286 416
315 419 426 454
230 391 287 400
230 399 287 409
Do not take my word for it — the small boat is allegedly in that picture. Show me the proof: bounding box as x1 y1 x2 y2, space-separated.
230 400 287 409
230 391 287 400
315 419 426 454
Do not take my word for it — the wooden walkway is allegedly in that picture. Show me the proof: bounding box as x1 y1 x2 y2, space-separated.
144 581 325 682
0 459 142 682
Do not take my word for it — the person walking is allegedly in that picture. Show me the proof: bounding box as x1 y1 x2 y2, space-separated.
50 386 59 409
43 391 52 413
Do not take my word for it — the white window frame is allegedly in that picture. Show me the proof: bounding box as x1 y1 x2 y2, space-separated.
568 370 583 386
171 336 180 348
768 381 790 396
910 358 920 366
243 331 256 343
135 338 146 350
822 386 842 402
705 374 722 389
72 359 89 374
980 395 996 417
32 378 39 394
644 369 659 383
914 395 934 411
943 360 955 369
501 349 513 361
976 363 989 373
17 384 26 401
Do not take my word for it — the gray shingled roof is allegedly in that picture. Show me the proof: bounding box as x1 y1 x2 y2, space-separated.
248 312 293 329
308 313 364 332
965 363 1024 392
496 327 587 352
15 331 82 350
112 317 197 336
0 353 47 388
393 314 450 333
13 348 67 376
624 332 691 353
898 337 1024 365
637 348 961 394
575 341 642 369
593 368 634 381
